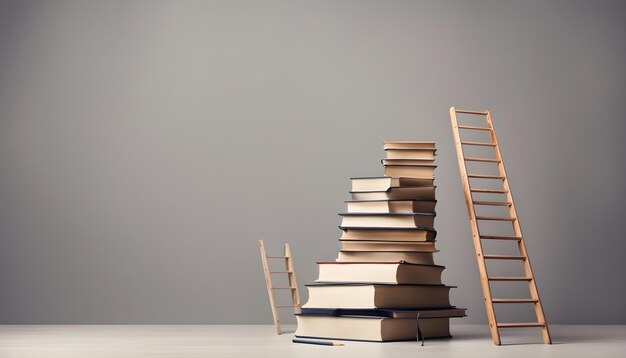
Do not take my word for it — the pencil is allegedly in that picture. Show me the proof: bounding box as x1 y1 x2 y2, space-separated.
292 339 345 346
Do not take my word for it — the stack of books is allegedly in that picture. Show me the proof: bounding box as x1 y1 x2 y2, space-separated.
295 142 466 342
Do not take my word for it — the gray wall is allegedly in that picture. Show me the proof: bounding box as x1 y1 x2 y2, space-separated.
0 0 624 324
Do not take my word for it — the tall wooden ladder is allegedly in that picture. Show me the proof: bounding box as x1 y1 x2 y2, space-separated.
449 107 551 345
258 240 302 335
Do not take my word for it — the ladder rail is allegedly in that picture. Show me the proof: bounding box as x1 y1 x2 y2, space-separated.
258 240 281 334
485 111 552 344
449 107 501 345
284 243 302 314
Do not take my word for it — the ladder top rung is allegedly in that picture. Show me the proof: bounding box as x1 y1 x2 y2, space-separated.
465 157 501 163
272 287 297 290
455 109 488 115
475 216 516 221
276 305 298 308
461 141 497 147
488 276 533 281
473 201 512 206
266 256 288 259
483 255 526 260
468 174 505 179
480 235 523 240
470 188 508 194
457 125 491 131
497 322 546 328
269 271 293 274
492 298 538 303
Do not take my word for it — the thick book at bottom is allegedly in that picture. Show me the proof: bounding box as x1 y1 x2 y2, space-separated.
295 314 452 342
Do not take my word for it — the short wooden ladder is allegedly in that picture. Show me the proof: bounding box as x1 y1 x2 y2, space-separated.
258 240 301 335
449 107 551 345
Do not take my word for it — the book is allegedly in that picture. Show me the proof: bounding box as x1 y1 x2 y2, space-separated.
316 261 444 285
381 158 436 166
337 250 435 264
340 240 438 252
383 165 436 178
385 148 436 160
351 177 434 192
300 307 467 319
295 315 452 341
339 212 435 228
350 186 436 200
303 283 452 309
345 199 437 213
340 227 437 242
384 141 436 150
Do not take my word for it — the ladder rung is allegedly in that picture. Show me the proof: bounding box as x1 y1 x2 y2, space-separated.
266 256 288 259
497 322 545 328
480 235 523 240
276 305 298 308
492 298 538 303
475 216 516 221
461 141 497 147
272 287 297 290
468 174 505 179
483 255 526 260
457 125 491 131
455 109 488 115
473 200 512 206
488 276 533 281
470 188 508 194
269 271 293 274
465 157 501 163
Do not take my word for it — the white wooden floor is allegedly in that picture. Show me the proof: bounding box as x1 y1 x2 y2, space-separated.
0 325 624 357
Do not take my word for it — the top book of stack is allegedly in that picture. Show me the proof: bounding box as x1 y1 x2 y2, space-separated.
383 142 437 178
